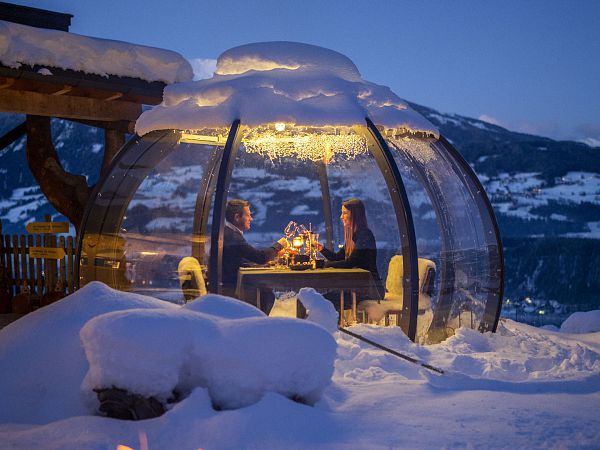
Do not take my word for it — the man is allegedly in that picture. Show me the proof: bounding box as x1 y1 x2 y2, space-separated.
221 199 288 313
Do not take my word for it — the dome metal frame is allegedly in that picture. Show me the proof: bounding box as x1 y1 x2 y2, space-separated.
76 117 504 344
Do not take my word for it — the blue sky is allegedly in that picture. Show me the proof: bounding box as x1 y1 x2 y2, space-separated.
13 0 600 144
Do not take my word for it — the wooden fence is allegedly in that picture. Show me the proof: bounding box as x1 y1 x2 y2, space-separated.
0 217 76 300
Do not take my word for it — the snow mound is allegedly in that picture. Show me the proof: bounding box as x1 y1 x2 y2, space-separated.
183 293 265 319
0 282 175 424
0 20 193 84
561 310 600 333
216 41 361 81
298 287 339 333
135 41 438 135
335 320 600 388
80 307 337 410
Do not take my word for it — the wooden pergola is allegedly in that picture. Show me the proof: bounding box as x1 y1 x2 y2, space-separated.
0 2 168 230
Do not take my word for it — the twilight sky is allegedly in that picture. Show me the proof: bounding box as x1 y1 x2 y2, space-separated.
12 0 600 145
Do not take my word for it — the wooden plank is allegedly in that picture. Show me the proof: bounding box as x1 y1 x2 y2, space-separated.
59 236 66 289
20 235 27 288
27 235 35 296
35 234 42 296
43 231 49 294
12 235 20 289
5 235 13 294
51 85 73 96
67 236 74 293
51 234 58 288
0 222 5 269
0 89 142 122
0 121 26 150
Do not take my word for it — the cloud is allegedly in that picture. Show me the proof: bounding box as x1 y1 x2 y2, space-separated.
188 58 217 80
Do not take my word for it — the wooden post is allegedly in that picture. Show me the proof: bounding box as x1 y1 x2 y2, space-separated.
0 220 5 270
67 235 74 293
4 235 13 295
20 235 27 289
27 235 35 296
12 235 19 290
35 234 42 296
102 129 125 178
59 235 66 290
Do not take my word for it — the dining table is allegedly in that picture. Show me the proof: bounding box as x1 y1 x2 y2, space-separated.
235 266 379 325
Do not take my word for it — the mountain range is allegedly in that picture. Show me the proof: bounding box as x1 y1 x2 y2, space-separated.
1 105 598 309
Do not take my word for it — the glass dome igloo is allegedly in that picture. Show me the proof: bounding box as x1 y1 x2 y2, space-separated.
76 42 503 344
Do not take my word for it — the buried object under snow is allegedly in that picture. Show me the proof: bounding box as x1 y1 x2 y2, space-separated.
80 293 337 414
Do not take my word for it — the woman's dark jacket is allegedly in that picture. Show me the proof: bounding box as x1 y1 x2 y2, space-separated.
320 227 385 298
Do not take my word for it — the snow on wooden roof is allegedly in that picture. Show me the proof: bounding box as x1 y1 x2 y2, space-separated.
0 19 193 84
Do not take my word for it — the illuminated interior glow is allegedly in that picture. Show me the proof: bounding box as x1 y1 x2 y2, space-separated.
178 130 229 145
241 124 369 162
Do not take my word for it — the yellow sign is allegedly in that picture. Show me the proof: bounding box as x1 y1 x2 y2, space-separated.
29 247 66 259
26 222 69 234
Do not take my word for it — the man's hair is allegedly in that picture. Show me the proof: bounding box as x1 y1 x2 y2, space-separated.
225 199 250 222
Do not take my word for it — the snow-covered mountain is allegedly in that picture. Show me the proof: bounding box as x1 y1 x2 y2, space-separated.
1 106 599 309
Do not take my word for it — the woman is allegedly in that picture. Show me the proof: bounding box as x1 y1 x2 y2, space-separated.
315 198 385 307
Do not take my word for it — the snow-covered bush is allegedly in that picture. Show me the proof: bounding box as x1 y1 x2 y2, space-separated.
80 294 337 410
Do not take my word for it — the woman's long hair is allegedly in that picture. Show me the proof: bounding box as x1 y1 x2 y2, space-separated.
342 198 368 257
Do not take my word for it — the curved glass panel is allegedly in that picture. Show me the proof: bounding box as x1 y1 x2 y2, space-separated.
386 137 441 343
78 131 224 303
387 135 502 342
222 125 397 314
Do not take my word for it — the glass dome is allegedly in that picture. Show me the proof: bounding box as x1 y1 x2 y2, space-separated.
76 43 503 344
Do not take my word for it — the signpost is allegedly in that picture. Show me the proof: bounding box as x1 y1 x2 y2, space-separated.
25 222 69 234
28 247 66 259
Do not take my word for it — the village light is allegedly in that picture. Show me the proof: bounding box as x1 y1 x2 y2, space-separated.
274 122 286 132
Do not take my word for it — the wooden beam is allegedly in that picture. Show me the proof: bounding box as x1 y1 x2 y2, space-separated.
104 92 123 101
0 89 142 122
61 117 135 134
0 79 14 89
102 129 125 177
0 121 26 149
51 85 73 96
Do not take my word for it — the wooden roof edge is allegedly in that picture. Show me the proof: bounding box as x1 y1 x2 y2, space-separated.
0 63 167 104
0 2 73 32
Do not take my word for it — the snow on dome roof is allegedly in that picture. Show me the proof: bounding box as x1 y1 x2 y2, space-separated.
0 20 193 84
135 41 437 136
215 41 362 81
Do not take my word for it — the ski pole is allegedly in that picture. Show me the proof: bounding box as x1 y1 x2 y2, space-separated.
338 327 444 375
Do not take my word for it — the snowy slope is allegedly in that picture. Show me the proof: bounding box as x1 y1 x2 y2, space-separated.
0 285 598 449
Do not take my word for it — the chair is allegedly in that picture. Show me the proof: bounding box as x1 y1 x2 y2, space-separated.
178 257 207 302
358 256 436 327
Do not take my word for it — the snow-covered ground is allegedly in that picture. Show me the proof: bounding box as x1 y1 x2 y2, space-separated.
0 283 599 449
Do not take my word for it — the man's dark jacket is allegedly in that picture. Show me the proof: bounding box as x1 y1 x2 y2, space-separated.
222 225 283 288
